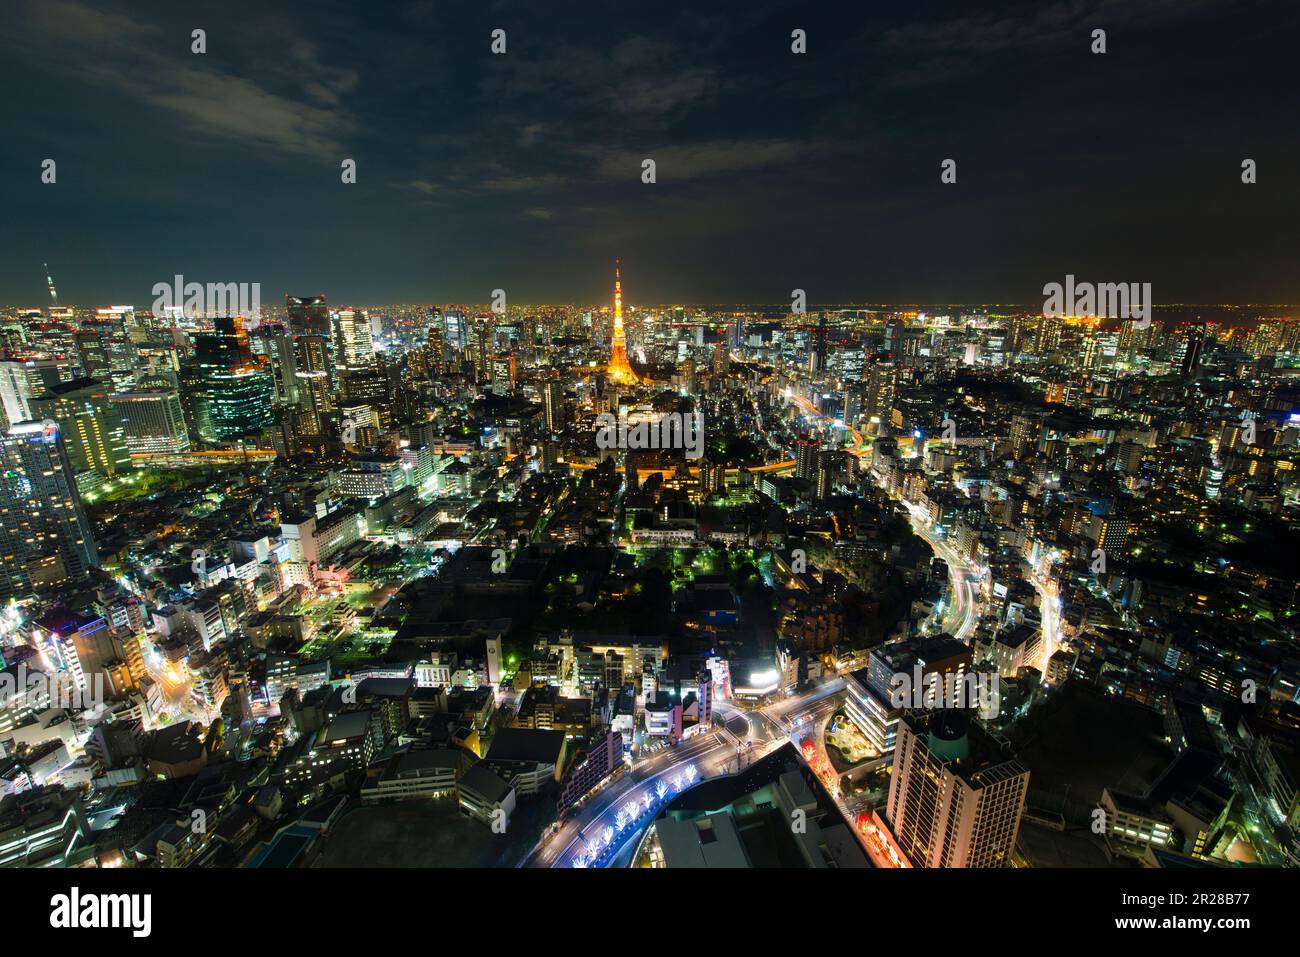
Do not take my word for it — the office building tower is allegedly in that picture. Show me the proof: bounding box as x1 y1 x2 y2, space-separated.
1179 324 1205 378
704 460 727 497
193 317 274 441
333 309 376 372
73 331 112 380
838 348 865 384
712 340 729 376
268 331 300 405
1097 516 1131 552
864 362 897 421
426 312 446 372
810 314 829 375
286 295 330 336
29 379 131 478
1034 314 1062 353
109 389 191 454
0 359 66 429
444 310 468 355
1009 415 1041 459
543 381 565 433
0 421 100 598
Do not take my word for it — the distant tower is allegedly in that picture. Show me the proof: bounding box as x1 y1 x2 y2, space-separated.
607 260 639 385
44 263 58 307
811 312 828 373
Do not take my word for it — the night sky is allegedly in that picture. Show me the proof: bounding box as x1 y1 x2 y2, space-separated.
2 0 1298 306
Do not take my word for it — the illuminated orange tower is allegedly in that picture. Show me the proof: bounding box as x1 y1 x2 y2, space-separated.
607 259 639 384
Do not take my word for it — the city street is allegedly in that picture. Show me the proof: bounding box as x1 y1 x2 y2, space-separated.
527 680 848 868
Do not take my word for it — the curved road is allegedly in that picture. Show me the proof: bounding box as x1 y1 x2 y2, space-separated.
528 680 847 868
788 388 980 644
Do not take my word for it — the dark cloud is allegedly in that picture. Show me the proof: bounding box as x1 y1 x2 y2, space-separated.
0 0 1296 305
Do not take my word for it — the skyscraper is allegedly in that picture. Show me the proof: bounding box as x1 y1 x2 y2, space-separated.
885 709 1029 868
0 359 65 429
426 311 446 372
73 330 112 380
444 309 468 355
293 334 335 436
814 449 835 501
607 260 639 385
1034 314 1062 353
333 308 376 373
1179 324 1205 378
193 317 274 442
811 313 829 374
542 381 565 434
795 435 820 481
0 421 100 598
29 379 131 478
712 339 729 376
286 295 330 336
109 389 191 454
864 361 897 422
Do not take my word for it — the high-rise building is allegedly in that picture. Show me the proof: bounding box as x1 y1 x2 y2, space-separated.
286 295 330 336
795 435 820 481
29 379 131 478
293 334 333 395
0 359 66 429
864 362 897 421
885 710 1029 868
1097 515 1131 552
542 381 566 434
1009 415 1041 459
109 389 191 454
470 316 493 382
443 309 468 355
73 330 112 380
1034 314 1062 353
1179 324 1205 378
845 634 973 755
712 339 730 376
333 309 375 372
704 459 727 496
0 421 100 598
426 311 446 372
268 330 300 405
814 449 836 501
998 315 1029 356
207 369 273 441
193 317 273 442
811 313 829 374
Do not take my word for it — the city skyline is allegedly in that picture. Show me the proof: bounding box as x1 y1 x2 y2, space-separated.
2 0 1295 922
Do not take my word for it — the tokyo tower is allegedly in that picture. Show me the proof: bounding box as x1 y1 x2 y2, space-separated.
606 259 639 385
